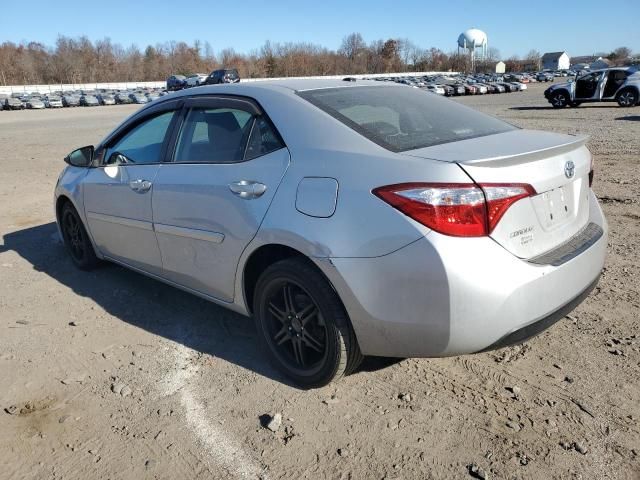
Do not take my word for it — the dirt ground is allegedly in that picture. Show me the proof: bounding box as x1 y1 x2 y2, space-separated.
0 83 638 480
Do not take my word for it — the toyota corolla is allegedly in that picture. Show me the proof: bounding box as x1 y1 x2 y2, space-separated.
54 79 607 388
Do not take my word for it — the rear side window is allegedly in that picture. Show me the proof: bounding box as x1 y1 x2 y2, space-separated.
174 107 284 163
298 86 516 152
174 108 252 163
244 117 284 160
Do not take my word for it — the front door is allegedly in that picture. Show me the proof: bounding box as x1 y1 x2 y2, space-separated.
574 71 604 100
83 109 177 275
152 96 289 302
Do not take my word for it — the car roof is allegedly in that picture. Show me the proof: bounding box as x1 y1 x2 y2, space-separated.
175 78 396 96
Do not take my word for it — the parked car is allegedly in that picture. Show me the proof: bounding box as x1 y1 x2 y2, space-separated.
424 84 445 95
537 72 554 82
62 95 80 107
146 91 160 102
129 92 148 104
202 68 240 85
45 96 64 108
26 97 46 109
440 85 455 96
185 74 208 88
166 75 187 91
452 84 466 95
55 79 607 388
4 97 24 110
97 94 116 106
499 82 518 92
544 67 640 108
115 92 133 104
463 84 478 95
80 95 100 107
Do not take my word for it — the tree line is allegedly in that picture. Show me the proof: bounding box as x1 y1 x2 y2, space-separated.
0 34 636 85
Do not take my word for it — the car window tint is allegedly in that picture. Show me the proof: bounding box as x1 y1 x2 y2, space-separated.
174 107 253 163
244 116 285 161
298 86 515 152
106 111 174 164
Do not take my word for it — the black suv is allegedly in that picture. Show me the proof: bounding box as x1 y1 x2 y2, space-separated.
202 69 240 85
166 75 187 91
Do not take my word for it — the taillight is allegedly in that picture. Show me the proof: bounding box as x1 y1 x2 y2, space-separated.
482 183 537 232
373 182 536 237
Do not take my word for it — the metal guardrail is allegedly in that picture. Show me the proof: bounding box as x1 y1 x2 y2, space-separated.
0 81 166 95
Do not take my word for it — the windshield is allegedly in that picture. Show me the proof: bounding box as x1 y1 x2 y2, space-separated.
298 85 516 152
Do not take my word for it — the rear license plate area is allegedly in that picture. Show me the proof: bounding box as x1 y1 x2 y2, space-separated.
539 184 573 228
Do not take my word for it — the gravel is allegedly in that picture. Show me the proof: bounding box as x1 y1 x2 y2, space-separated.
0 84 638 478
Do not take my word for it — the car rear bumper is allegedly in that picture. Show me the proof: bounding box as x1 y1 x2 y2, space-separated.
321 191 607 357
478 275 599 352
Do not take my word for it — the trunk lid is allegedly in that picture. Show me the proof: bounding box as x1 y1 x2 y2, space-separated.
403 129 592 259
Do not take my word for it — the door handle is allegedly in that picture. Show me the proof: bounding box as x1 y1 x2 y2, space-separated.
129 179 152 193
229 180 267 199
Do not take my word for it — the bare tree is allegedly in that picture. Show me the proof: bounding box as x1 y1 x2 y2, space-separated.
339 33 367 74
524 49 541 70
0 33 484 85
608 46 632 64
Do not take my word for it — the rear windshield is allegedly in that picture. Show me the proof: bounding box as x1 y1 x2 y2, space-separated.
298 85 516 152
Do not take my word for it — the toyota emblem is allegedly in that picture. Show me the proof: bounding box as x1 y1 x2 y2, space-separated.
564 160 575 179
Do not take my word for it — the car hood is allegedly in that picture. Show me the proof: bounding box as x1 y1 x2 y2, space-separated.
547 80 573 91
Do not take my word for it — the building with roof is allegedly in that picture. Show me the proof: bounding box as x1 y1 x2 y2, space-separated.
590 57 613 70
494 61 505 74
541 51 570 70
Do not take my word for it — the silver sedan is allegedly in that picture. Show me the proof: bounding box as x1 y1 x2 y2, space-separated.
54 79 607 387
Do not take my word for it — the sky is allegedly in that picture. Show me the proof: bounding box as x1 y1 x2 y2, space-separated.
2 0 639 58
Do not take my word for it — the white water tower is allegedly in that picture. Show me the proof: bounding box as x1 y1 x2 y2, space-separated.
457 28 488 71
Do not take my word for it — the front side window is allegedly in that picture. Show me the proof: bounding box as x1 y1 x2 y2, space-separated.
173 107 283 163
105 111 175 165
298 86 516 152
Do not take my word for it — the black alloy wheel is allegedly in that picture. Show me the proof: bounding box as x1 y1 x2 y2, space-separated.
551 91 569 108
265 280 327 373
617 89 638 107
60 203 99 270
254 258 362 388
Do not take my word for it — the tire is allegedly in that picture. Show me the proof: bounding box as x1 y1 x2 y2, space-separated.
617 89 638 107
60 202 100 270
551 91 569 108
253 257 363 388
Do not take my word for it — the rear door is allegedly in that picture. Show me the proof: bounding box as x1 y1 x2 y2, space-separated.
152 96 290 302
602 70 628 99
83 102 181 275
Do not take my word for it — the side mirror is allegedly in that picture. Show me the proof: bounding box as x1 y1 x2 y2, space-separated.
64 145 94 167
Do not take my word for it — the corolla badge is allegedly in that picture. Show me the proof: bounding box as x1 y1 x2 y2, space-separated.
564 160 575 179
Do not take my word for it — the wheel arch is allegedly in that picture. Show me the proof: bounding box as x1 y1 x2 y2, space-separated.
55 192 102 259
616 85 639 101
242 243 324 315
55 194 74 224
